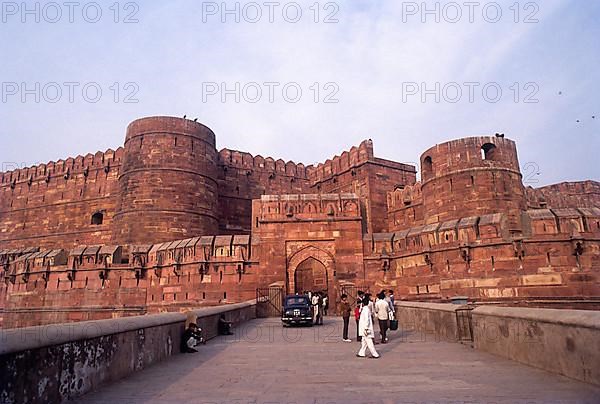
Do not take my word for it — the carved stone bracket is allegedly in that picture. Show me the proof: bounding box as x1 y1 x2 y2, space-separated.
99 268 109 280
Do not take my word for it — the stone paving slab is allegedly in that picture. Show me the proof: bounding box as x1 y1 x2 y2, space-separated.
75 318 600 404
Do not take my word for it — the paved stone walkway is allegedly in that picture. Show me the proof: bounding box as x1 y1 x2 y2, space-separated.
76 318 600 404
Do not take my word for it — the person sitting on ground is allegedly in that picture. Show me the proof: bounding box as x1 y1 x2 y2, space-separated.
218 314 234 335
181 323 204 353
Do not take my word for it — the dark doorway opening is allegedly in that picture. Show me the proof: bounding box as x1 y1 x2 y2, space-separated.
294 257 328 294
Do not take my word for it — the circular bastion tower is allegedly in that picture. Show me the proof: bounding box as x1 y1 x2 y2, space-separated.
420 136 526 232
112 116 219 244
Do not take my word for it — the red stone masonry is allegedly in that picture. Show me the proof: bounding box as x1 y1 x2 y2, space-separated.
419 136 526 231
112 117 219 245
0 148 123 250
216 148 314 234
0 118 598 328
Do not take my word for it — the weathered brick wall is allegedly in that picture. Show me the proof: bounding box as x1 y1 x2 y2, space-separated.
0 149 122 250
217 140 416 235
367 158 417 233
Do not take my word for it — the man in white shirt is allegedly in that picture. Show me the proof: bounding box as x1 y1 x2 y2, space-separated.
311 292 320 325
375 291 391 343
385 289 395 314
357 296 380 358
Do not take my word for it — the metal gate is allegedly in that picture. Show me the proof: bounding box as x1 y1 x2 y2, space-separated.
256 287 283 318
456 307 474 342
339 284 370 307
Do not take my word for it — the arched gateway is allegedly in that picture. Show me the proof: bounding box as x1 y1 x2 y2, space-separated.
294 257 328 294
286 245 335 295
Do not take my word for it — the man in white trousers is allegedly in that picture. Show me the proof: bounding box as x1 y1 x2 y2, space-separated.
311 291 320 325
356 296 380 358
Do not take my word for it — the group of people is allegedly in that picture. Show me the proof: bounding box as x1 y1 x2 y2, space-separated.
181 314 234 353
339 289 396 359
179 289 395 358
302 290 329 325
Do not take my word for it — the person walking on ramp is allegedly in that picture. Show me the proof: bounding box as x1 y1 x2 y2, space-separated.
375 291 391 343
339 294 352 342
312 291 320 325
356 296 380 358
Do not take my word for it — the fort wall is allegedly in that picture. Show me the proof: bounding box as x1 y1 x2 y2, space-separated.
0 118 598 328
216 149 314 234
364 207 600 302
0 149 122 250
526 181 600 209
308 140 417 233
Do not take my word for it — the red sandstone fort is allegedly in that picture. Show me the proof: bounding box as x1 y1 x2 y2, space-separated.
1 116 599 328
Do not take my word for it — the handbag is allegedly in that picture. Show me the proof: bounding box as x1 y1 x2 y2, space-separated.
389 319 399 331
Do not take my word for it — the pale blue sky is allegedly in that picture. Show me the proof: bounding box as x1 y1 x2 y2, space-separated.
1 0 598 186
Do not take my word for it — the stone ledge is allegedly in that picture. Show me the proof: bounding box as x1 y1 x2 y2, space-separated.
472 305 600 330
396 301 466 313
0 300 255 355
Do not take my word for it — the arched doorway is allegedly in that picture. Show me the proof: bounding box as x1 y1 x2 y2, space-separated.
294 257 328 294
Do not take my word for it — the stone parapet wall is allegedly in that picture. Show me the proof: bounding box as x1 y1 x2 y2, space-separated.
394 302 460 342
472 305 600 386
0 300 256 404
395 302 600 386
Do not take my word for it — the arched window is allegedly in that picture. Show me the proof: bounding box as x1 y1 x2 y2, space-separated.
422 156 433 180
91 211 103 225
481 143 497 160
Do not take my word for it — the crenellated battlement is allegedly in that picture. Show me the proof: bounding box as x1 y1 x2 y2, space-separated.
0 147 124 188
308 139 374 184
218 148 315 179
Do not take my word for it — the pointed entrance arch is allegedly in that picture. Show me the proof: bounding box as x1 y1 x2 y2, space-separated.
286 245 335 295
294 257 328 294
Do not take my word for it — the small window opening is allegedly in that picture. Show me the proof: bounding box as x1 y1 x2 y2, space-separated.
91 211 104 225
422 156 433 180
481 143 497 160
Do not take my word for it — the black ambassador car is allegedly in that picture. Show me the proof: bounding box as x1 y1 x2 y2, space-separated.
281 295 313 326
